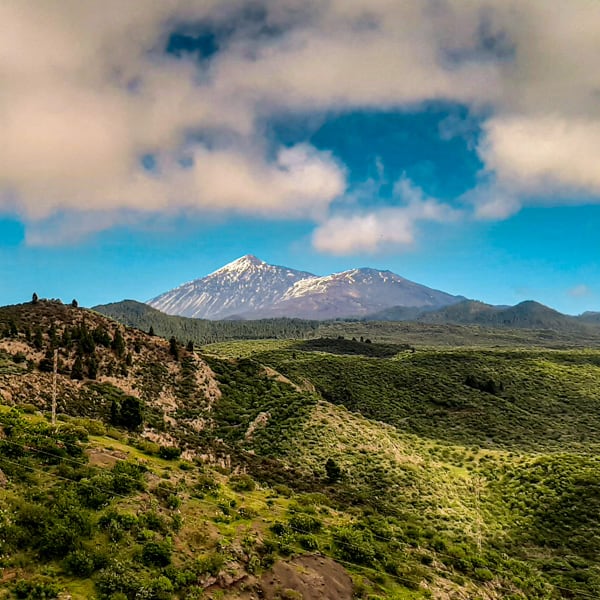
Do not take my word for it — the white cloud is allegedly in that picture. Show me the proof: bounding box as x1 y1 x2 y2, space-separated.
313 177 461 254
568 284 591 299
2 0 600 244
479 116 600 196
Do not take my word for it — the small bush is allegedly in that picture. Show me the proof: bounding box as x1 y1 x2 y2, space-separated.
141 540 172 567
298 534 319 551
14 577 60 599
288 513 322 534
332 527 376 566
195 552 225 576
159 445 182 460
229 473 256 492
63 548 96 576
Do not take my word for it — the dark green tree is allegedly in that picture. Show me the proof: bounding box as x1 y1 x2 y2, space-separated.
86 355 98 379
71 355 84 380
32 292 38 304
119 396 143 430
33 327 44 350
325 457 342 484
169 337 179 361
61 327 72 348
48 323 58 347
92 326 111 347
186 340 194 352
110 399 120 426
39 349 55 373
8 320 18 337
111 329 126 358
148 326 155 336
71 299 78 308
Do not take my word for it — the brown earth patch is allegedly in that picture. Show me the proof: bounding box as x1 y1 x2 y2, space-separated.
259 555 353 600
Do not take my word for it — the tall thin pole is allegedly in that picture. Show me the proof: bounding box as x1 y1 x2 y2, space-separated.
51 348 58 425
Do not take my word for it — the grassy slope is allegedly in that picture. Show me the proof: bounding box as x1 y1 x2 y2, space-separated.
1 305 600 599
201 339 600 598
206 340 600 453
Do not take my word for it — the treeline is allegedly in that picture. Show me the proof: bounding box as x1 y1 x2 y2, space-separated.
93 300 321 345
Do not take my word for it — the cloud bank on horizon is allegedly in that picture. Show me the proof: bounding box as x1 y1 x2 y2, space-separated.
1 1 599 252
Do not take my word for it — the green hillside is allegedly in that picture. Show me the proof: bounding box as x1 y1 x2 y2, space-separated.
92 300 320 344
0 301 599 598
94 300 600 348
212 339 600 452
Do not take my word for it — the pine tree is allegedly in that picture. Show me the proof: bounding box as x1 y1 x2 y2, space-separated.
39 349 55 373
33 327 44 350
71 355 84 380
325 458 342 483
110 399 120 426
169 337 179 361
86 355 98 379
32 292 38 304
111 329 126 358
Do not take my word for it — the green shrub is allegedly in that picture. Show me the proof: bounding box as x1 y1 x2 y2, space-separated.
332 527 376 566
474 567 494 582
141 540 172 567
195 552 224 576
270 522 289 536
288 513 322 534
95 560 144 599
159 445 182 460
14 577 60 599
133 438 161 456
229 473 256 492
70 417 106 436
298 534 319 550
141 511 169 534
63 548 96 576
195 474 218 495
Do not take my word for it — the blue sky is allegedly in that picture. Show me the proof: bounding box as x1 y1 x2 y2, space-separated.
1 2 599 315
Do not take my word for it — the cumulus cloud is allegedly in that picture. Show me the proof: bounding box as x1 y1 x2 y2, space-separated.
2 0 600 246
479 116 600 195
313 178 461 254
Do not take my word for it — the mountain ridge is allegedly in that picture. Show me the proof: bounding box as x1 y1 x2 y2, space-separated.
148 254 463 320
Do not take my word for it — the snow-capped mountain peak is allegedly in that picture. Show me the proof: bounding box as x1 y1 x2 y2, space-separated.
209 254 266 277
148 257 462 320
148 256 316 319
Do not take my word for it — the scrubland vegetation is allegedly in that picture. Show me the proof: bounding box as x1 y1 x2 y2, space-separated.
0 301 599 598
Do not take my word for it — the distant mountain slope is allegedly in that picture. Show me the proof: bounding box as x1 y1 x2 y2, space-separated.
148 255 316 319
368 300 593 332
578 311 600 325
148 255 463 320
261 267 462 320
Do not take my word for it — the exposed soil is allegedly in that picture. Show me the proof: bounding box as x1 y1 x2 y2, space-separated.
259 555 353 600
